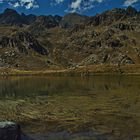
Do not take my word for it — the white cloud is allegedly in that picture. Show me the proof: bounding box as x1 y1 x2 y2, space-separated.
0 0 39 9
0 0 3 3
124 0 139 6
55 0 64 4
70 0 82 12
1 0 139 12
51 0 64 6
69 0 104 13
52 0 104 12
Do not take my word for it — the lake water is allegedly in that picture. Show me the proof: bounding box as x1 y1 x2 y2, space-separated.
0 76 140 140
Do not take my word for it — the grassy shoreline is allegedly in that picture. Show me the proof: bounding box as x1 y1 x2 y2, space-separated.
0 64 140 76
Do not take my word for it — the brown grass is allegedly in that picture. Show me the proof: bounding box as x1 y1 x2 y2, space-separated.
0 64 140 76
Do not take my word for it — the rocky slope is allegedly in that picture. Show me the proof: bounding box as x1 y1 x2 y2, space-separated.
0 7 140 70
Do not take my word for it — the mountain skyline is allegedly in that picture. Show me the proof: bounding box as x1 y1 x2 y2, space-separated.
0 6 140 70
0 0 140 16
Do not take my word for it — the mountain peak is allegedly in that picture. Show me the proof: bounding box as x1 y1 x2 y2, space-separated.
126 6 137 15
3 8 18 15
60 13 88 28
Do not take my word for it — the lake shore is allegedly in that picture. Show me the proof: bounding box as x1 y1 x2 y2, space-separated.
0 64 140 76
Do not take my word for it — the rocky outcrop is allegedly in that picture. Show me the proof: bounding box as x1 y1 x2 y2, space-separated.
0 31 48 55
81 52 134 65
87 6 138 26
110 53 134 64
105 39 123 48
87 8 126 26
101 29 115 40
32 15 62 28
28 15 62 35
126 6 138 16
112 23 134 31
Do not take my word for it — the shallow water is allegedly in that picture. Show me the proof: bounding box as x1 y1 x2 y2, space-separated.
0 76 140 140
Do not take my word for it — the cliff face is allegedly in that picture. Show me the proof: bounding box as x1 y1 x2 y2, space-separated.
0 31 47 55
0 7 140 69
0 30 48 69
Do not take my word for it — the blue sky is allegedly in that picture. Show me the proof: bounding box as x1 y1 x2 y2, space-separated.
0 0 140 16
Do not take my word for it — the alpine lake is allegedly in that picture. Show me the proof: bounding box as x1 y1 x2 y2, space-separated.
0 75 140 140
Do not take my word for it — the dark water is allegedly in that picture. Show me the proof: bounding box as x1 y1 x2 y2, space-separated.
0 76 140 140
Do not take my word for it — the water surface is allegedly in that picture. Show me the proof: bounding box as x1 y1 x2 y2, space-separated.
0 76 140 140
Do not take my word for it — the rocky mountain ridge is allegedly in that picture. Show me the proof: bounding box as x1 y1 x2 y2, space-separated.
0 7 140 70
1 6 139 28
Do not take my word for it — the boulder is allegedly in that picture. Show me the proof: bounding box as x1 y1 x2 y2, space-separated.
0 122 21 140
0 122 33 140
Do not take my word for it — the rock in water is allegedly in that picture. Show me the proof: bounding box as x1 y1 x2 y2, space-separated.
0 122 21 140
